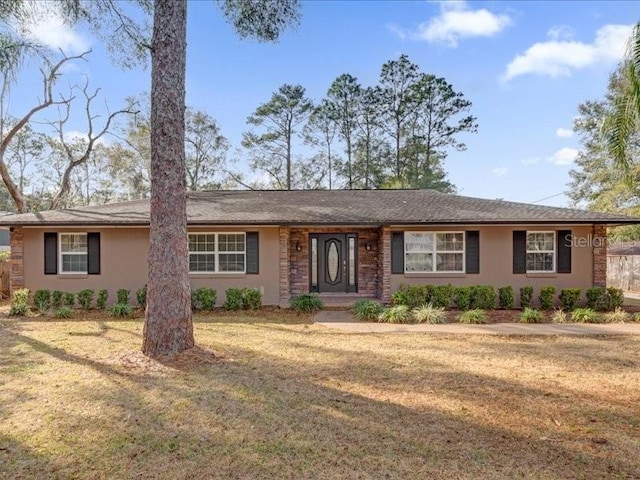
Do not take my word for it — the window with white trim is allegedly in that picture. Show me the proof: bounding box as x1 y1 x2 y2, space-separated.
405 232 464 273
59 233 88 273
526 231 555 272
188 233 245 273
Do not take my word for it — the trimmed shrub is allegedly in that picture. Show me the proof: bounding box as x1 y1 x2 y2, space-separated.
52 290 63 308
353 299 384 321
585 287 603 310
603 307 630 323
432 284 454 309
453 286 472 310
519 307 544 323
54 307 73 319
290 294 324 313
412 304 446 324
559 288 581 311
109 303 133 318
391 289 408 306
117 289 130 305
551 309 568 323
471 285 496 310
606 287 624 310
520 286 534 309
539 286 556 310
571 308 600 323
9 288 30 316
634 313 640 323
136 285 147 308
96 289 108 310
404 285 431 309
457 308 487 324
586 287 624 311
33 289 51 313
63 292 75 307
192 287 217 311
77 289 95 310
244 288 262 310
223 288 245 311
498 286 514 310
378 305 412 323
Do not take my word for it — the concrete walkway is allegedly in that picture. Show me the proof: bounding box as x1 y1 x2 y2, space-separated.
313 310 640 335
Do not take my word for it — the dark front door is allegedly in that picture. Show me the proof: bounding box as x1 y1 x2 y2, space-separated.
315 233 357 293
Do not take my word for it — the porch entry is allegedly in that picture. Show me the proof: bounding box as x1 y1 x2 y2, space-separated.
310 233 358 293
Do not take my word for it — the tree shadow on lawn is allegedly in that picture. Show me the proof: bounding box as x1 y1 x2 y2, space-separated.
458 334 640 372
86 344 640 477
2 322 639 478
266 335 640 426
0 432 63 477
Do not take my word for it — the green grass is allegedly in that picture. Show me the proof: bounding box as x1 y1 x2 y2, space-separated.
0 312 639 479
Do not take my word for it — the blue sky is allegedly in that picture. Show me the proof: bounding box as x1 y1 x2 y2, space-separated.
9 0 639 207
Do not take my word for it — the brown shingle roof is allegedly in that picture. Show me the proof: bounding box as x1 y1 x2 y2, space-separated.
0 189 638 226
608 242 640 256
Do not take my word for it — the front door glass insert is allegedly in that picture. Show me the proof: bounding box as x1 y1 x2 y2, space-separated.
327 240 339 282
311 237 318 287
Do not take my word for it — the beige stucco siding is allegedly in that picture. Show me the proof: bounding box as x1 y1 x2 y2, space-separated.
390 225 595 296
21 226 281 306
188 227 280 305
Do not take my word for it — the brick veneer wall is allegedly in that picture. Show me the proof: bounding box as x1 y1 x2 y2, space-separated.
279 226 290 306
10 227 24 292
288 227 380 297
378 226 391 303
592 224 607 287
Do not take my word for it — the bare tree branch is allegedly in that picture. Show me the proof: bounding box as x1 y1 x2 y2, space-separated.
46 78 138 209
0 49 91 212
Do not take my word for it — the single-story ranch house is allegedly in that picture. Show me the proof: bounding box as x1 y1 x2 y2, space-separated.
1 189 638 307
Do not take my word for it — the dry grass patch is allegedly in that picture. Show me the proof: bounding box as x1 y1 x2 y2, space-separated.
0 313 639 479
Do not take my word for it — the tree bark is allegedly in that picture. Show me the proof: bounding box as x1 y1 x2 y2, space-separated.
143 0 194 357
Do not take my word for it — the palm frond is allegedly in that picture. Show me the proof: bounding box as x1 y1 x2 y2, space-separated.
602 22 640 178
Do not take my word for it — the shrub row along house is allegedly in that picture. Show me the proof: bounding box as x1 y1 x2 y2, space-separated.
1 189 638 307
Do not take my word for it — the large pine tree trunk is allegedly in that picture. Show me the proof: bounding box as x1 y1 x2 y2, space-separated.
143 0 194 356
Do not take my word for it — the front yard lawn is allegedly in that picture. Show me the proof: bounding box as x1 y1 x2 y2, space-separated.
1 313 639 479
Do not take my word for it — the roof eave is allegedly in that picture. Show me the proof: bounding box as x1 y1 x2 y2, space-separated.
3 219 639 227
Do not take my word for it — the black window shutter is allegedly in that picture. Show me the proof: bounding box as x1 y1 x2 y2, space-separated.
87 232 101 275
44 232 57 275
246 232 259 274
465 231 480 274
391 232 404 274
513 230 526 274
557 230 572 274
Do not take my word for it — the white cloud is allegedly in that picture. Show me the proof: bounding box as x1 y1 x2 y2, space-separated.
556 128 573 138
503 24 632 81
547 25 574 41
546 147 578 166
389 1 512 47
492 167 508 176
21 4 88 54
521 157 540 165
387 24 408 41
63 130 111 146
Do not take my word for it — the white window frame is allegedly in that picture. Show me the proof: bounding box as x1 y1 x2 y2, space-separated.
526 231 556 273
188 232 246 274
404 231 465 274
59 233 88 274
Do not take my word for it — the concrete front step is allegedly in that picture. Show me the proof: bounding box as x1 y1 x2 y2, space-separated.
317 294 380 308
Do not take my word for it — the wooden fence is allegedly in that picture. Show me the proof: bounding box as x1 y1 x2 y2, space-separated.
0 261 8 298
607 255 640 292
